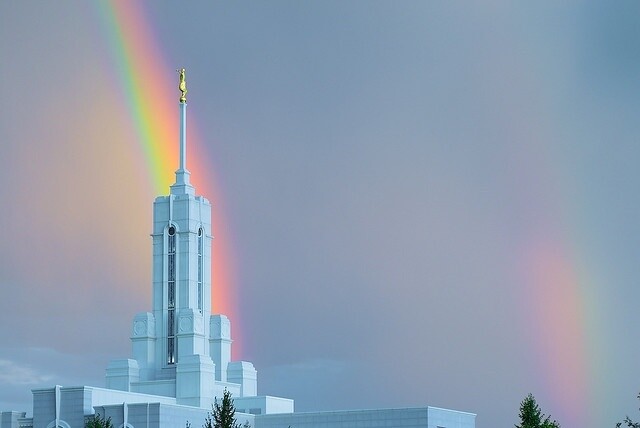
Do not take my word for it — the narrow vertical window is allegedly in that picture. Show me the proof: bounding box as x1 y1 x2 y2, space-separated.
197 227 203 312
167 225 176 364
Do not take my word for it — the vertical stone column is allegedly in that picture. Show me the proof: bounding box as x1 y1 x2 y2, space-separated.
209 315 232 382
105 360 139 392
131 312 156 381
177 308 206 356
227 362 257 397
176 355 215 407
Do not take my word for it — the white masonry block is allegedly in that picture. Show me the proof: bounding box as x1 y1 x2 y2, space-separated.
227 361 257 397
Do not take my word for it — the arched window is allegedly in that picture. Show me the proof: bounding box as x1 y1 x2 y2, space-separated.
46 420 70 428
197 227 203 312
167 225 176 364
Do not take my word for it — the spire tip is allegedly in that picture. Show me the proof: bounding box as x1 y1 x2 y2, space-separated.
178 68 187 103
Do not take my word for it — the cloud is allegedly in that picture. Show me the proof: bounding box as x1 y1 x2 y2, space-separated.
0 347 109 413
0 359 54 385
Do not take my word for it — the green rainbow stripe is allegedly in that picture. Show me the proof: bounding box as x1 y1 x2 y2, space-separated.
96 1 176 195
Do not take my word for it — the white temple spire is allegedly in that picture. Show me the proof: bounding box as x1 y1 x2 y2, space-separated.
171 68 194 195
178 97 188 173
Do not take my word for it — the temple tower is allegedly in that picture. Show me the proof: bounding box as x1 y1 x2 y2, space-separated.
106 69 259 406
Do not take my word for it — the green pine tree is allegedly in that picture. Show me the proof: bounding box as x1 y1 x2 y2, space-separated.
204 389 245 428
85 413 114 428
617 392 640 428
516 393 560 428
618 415 640 428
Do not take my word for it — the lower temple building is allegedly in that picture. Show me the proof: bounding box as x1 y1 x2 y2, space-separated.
0 72 476 428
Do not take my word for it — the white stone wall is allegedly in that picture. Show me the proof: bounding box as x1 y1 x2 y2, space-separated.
254 407 476 428
234 396 294 415
427 406 477 428
94 403 255 428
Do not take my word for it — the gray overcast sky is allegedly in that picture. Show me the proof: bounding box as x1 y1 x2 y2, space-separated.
1 2 640 428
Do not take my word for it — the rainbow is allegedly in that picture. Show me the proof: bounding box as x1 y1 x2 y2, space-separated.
520 230 611 427
92 1 241 356
521 237 589 427
89 2 609 425
502 107 604 426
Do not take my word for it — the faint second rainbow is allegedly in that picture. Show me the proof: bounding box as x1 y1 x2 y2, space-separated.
501 86 602 426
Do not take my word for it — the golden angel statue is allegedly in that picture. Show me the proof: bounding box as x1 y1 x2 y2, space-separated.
178 68 187 103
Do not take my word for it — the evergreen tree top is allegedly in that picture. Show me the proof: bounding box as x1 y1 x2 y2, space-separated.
515 393 560 428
